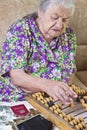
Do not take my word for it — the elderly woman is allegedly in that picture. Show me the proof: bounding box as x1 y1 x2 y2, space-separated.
0 0 77 104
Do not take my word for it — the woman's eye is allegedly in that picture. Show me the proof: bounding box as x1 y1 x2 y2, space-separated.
62 18 69 23
62 19 66 22
51 16 58 20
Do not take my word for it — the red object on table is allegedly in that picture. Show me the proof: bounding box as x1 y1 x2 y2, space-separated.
11 104 29 116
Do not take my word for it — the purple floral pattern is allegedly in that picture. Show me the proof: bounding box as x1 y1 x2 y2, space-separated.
0 15 77 102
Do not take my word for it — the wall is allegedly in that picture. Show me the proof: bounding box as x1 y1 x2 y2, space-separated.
0 0 40 46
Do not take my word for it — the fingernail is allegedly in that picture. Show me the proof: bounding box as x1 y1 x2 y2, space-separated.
73 93 77 98
65 101 72 105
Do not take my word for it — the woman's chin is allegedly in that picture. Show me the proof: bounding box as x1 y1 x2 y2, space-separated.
50 33 60 38
51 31 61 37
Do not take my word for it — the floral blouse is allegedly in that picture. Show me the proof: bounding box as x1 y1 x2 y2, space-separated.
0 13 77 102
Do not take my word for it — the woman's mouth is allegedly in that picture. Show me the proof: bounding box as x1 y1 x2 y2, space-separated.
52 29 61 33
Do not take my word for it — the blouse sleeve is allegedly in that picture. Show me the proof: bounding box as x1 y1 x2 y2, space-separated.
0 19 31 75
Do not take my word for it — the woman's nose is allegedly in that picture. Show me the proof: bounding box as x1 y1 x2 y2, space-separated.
56 19 63 30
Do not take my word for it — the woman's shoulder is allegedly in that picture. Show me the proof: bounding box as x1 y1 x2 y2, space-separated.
65 26 77 49
23 12 38 21
65 26 76 40
7 12 37 33
60 26 77 47
66 26 75 34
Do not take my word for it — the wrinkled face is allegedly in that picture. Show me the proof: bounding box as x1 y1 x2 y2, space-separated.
38 5 72 39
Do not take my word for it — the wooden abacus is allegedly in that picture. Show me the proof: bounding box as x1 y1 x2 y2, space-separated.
26 84 87 130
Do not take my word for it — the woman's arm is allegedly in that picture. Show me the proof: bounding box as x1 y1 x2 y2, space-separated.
10 69 77 105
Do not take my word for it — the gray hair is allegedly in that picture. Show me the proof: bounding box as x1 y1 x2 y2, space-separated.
39 0 75 15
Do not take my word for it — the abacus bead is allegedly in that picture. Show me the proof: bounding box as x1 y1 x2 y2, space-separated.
81 122 86 128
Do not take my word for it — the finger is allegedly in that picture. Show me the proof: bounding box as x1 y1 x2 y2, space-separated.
61 83 77 98
50 88 64 103
64 98 73 105
57 94 73 105
61 82 69 91
67 87 77 98
57 83 71 100
52 94 59 101
58 88 70 101
55 89 72 104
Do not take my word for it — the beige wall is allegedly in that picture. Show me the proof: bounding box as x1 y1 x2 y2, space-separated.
0 0 87 71
70 0 87 45
0 0 40 46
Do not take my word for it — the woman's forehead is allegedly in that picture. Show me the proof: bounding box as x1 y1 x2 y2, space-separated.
45 5 72 17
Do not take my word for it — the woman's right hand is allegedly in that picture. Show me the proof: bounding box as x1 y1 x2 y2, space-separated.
41 78 77 105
